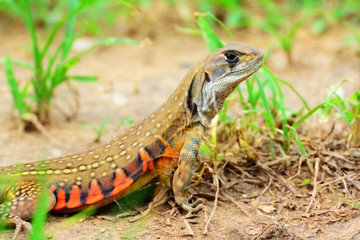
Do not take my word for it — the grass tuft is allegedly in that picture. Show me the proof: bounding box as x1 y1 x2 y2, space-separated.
1 0 138 130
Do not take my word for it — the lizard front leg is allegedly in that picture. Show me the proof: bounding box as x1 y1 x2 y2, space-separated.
172 126 205 213
0 181 56 239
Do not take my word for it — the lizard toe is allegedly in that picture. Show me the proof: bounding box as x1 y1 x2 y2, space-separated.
12 215 32 240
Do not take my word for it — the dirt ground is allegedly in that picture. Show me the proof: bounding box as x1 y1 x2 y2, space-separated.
0 17 360 239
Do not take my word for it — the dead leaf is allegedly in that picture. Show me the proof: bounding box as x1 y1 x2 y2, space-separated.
258 205 276 213
250 200 276 213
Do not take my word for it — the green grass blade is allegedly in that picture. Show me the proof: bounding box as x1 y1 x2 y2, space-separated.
276 78 310 110
205 12 235 41
245 77 257 108
200 142 212 156
115 118 134 132
244 109 274 131
29 187 49 240
22 0 42 78
40 0 91 60
0 58 34 71
44 42 67 90
259 68 277 106
288 126 307 155
262 66 290 150
236 86 246 107
0 0 27 19
282 17 306 52
50 57 80 89
323 79 349 103
293 103 324 128
253 20 282 40
327 102 352 127
176 27 202 35
66 76 98 82
62 0 79 60
254 74 276 133
5 56 25 115
345 21 360 55
97 116 112 138
195 12 224 51
79 124 97 132
50 38 137 89
95 38 138 46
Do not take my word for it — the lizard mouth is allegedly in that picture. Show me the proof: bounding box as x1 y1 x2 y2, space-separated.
232 58 264 77
212 56 264 114
219 56 264 81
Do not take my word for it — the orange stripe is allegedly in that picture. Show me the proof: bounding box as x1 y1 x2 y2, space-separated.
53 189 66 211
66 185 82 209
110 169 133 196
139 148 151 174
49 185 56 192
157 136 179 158
86 180 104 205
148 159 155 171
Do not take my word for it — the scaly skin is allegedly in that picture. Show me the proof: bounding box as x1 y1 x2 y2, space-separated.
0 42 263 238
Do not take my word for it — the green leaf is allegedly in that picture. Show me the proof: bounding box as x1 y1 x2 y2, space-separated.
302 178 310 186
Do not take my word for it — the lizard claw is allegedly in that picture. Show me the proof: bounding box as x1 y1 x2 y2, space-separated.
180 197 205 217
12 215 32 240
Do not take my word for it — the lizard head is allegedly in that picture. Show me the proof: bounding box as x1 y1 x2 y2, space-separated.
190 42 264 125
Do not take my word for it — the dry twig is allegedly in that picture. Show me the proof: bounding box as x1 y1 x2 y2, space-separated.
181 217 194 236
305 158 320 213
204 165 220 235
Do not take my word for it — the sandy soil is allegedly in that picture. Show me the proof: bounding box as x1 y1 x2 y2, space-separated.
0 17 360 239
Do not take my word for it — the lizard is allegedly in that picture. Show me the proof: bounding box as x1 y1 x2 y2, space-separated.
0 41 263 239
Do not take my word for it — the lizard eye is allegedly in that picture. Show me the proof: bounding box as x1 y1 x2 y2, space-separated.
224 51 239 63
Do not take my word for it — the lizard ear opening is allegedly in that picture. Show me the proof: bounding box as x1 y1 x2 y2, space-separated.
205 72 211 82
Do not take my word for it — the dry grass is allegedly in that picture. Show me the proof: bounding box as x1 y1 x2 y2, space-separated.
191 119 360 237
